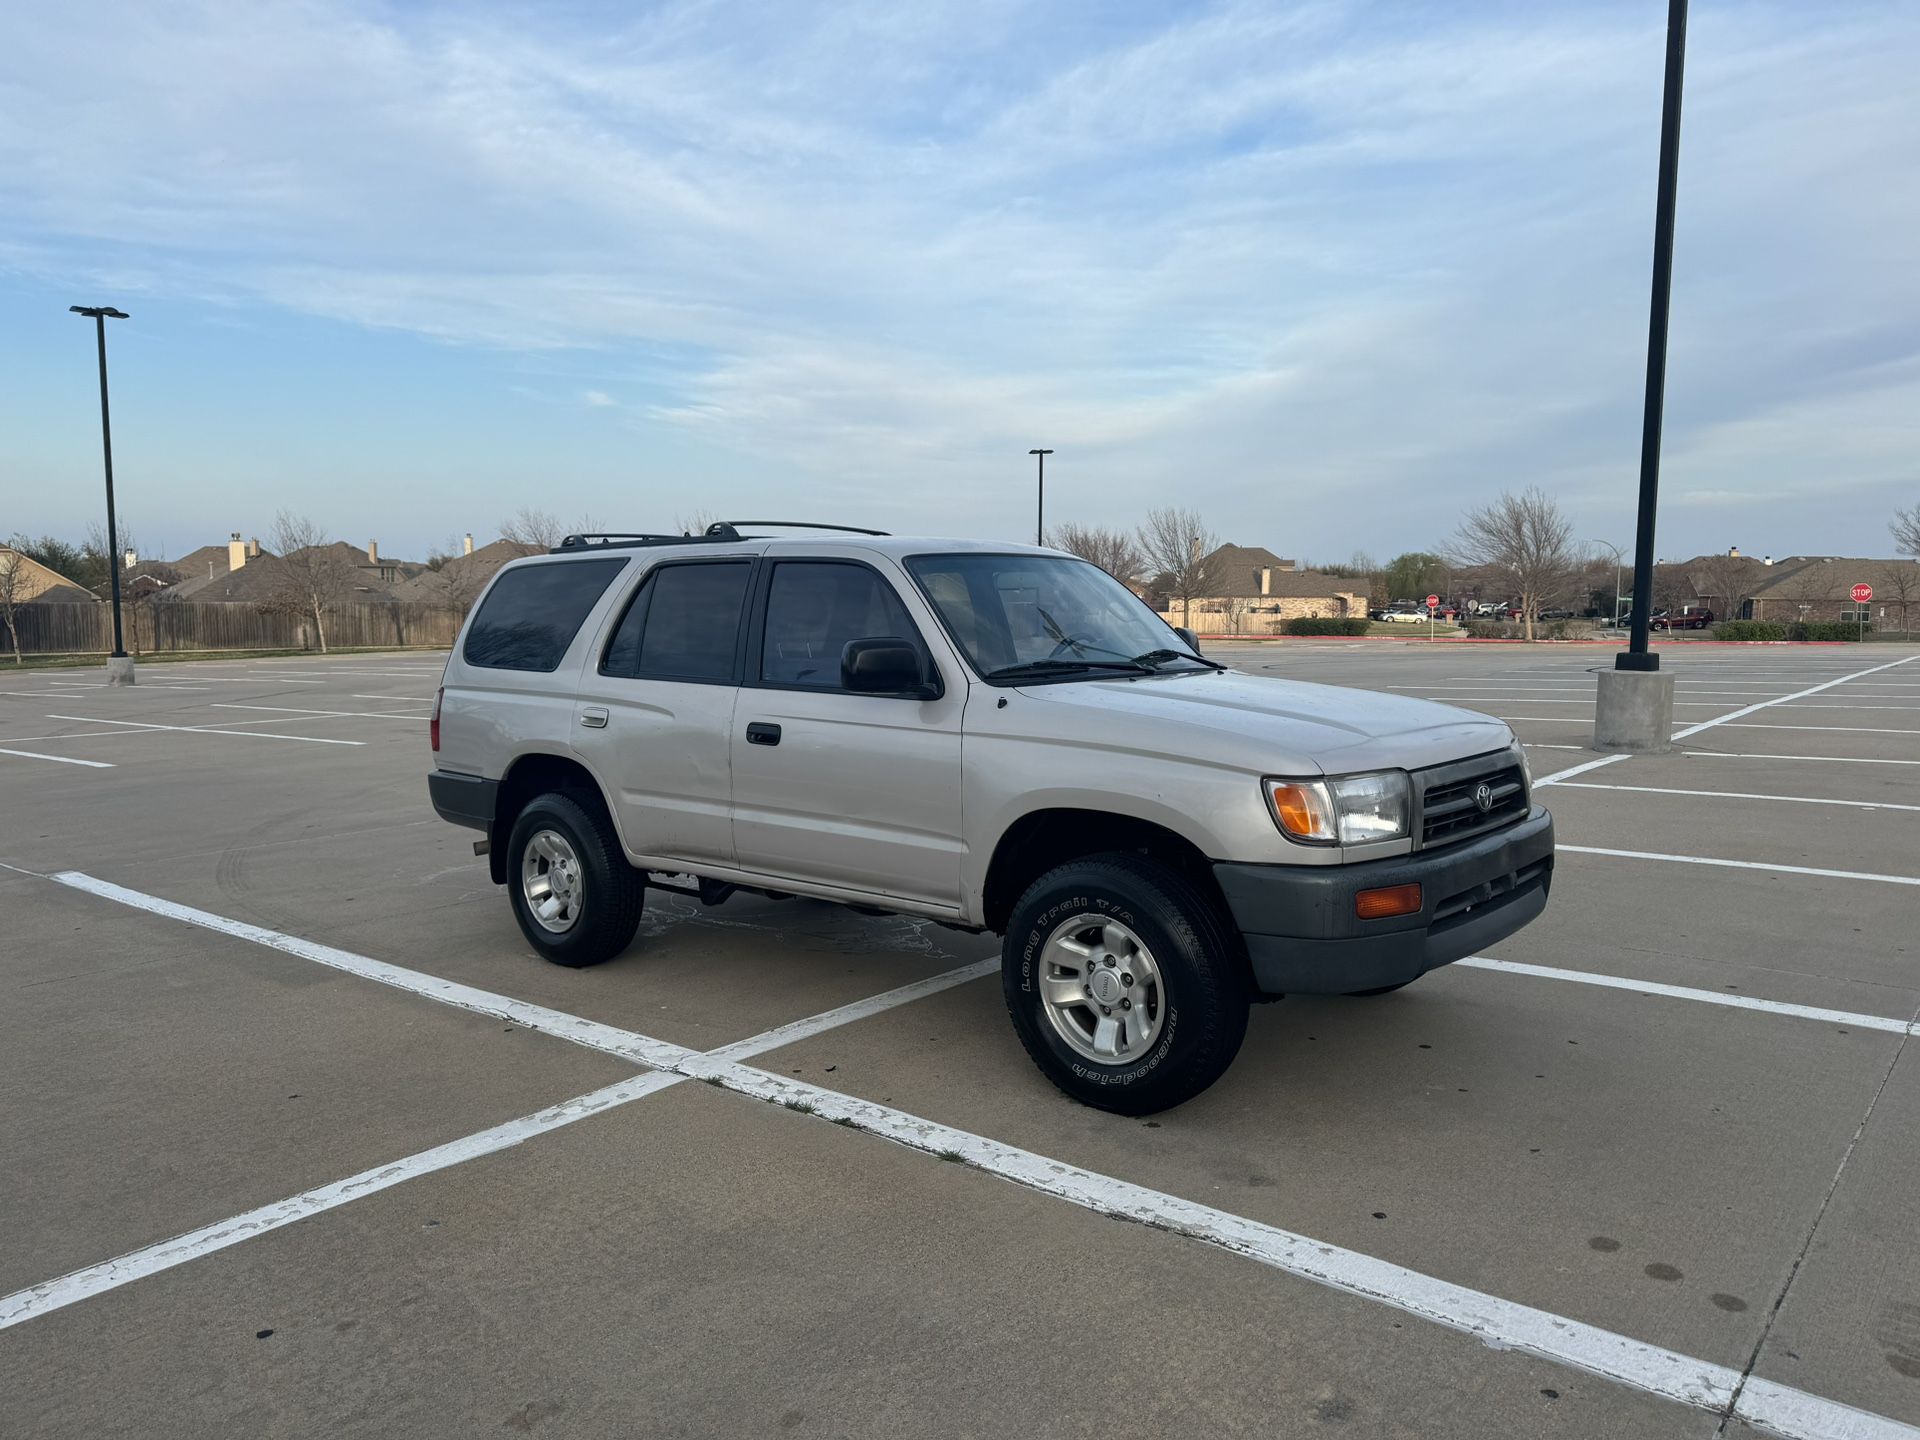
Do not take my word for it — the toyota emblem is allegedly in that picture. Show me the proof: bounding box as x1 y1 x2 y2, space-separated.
1472 782 1494 813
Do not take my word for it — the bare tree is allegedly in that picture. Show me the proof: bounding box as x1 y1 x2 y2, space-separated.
1876 561 1918 635
1220 594 1251 635
1048 522 1144 584
267 511 354 653
0 543 29 665
1450 487 1576 641
1136 508 1224 627
1782 558 1837 619
1893 504 1920 559
675 509 722 538
1692 551 1761 621
500 507 565 549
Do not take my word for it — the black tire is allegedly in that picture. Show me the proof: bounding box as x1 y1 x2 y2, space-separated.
505 792 644 968
1002 854 1250 1116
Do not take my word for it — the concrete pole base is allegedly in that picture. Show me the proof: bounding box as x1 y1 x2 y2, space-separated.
104 655 137 687
1593 668 1673 751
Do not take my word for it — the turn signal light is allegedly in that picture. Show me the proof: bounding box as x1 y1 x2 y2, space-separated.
1355 883 1422 920
1266 782 1335 842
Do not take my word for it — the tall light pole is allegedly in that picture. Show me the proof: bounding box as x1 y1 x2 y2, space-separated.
70 305 133 685
1028 448 1053 546
1595 0 1687 751
1589 540 1627 625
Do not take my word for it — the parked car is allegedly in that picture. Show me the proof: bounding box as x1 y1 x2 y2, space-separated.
1378 606 1429 624
429 524 1555 1114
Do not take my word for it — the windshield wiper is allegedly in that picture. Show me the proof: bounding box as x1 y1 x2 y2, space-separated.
1131 647 1226 672
986 658 1153 681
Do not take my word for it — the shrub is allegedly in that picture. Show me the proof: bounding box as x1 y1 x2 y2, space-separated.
1283 616 1371 636
1712 620 1789 641
1791 620 1869 641
1463 621 1521 639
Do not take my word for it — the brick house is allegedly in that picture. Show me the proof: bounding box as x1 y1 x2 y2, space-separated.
1151 544 1368 635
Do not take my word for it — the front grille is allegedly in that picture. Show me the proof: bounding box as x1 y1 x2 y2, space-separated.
1417 752 1529 850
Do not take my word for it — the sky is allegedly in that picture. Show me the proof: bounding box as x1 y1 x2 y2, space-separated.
2 0 1916 566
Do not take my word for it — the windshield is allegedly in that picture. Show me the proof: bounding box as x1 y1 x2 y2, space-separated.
905 552 1207 680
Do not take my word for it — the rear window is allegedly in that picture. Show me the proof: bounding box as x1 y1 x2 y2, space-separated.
463 558 627 672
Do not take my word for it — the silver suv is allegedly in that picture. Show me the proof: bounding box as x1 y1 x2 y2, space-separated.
429 524 1554 1114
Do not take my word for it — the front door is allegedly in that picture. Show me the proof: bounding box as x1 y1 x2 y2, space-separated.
572 557 754 867
730 558 966 907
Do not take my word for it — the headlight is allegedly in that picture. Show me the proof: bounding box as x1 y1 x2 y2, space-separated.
1263 771 1411 845
1515 741 1532 785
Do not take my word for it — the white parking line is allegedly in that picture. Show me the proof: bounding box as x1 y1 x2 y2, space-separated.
351 694 439 703
0 747 116 769
212 704 430 721
0 1071 683 1332
1719 722 1920 735
1685 753 1920 767
1455 957 1913 1034
17 872 1919 1437
703 959 1001 1063
1670 656 1918 741
1546 782 1920 813
1562 845 1920 887
43 714 366 747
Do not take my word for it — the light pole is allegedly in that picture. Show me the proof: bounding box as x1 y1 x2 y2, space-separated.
1028 448 1053 546
1596 0 1687 751
70 305 133 685
1589 540 1627 625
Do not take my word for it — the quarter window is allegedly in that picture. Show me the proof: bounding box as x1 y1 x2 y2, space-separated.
463 558 627 672
759 562 921 689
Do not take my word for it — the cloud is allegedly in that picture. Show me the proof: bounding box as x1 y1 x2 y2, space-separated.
2 0 1916 555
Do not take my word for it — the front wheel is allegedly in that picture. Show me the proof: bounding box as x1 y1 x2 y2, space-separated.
1002 854 1250 1115
506 792 644 968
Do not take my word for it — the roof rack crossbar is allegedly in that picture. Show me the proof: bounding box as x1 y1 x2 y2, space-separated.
550 521 887 554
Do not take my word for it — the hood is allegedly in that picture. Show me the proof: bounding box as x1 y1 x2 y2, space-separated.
1004 668 1516 776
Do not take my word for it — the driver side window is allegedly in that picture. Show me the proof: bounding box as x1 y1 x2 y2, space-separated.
759 562 921 690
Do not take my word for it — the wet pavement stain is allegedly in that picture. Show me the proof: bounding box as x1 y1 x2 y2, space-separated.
1710 1293 1748 1313
1588 1236 1621 1253
1643 1262 1684 1282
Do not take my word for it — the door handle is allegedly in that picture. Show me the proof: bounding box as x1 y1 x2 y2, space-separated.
580 706 609 729
745 721 781 747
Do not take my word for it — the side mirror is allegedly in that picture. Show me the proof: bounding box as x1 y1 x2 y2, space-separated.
1174 626 1202 655
842 637 941 699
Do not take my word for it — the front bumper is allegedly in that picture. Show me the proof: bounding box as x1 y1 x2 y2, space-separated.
1214 806 1555 996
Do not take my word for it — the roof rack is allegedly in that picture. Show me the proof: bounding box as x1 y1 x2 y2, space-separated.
551 521 888 554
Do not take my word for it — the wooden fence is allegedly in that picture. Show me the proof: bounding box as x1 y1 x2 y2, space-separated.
2 601 462 657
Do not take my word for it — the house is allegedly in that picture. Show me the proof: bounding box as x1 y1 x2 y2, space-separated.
389 535 540 612
1745 556 1920 628
0 545 97 604
164 533 424 603
1150 543 1369 635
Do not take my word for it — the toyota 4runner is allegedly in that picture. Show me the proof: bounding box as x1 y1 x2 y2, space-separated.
429 523 1555 1114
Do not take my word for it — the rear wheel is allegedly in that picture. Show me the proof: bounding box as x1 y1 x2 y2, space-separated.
506 792 644 968
1002 854 1249 1115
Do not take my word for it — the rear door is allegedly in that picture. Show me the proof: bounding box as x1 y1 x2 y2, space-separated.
572 557 754 867
730 556 966 907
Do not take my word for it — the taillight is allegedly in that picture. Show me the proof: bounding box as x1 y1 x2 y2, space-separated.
430 687 443 752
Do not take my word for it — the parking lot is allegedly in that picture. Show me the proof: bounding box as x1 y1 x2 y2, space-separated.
3 640 1918 1439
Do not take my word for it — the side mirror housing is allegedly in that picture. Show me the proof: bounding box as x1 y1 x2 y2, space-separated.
1174 626 1202 655
841 637 941 699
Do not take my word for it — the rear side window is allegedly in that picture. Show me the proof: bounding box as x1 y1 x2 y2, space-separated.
463 558 627 672
602 560 751 682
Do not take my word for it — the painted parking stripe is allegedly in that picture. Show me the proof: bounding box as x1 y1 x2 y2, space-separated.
43 715 366 747
1562 845 1920 887
0 1071 683 1331
682 1059 1918 1440
1685 752 1920 767
1670 655 1917 741
18 877 1918 1436
212 704 430 721
703 959 1000 1063
0 747 115 769
47 871 698 1069
1718 722 1920 735
1455 957 1913 1035
1547 781 1920 813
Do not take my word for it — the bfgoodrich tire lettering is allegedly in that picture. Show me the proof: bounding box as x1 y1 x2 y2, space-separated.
1002 854 1250 1115
506 792 644 968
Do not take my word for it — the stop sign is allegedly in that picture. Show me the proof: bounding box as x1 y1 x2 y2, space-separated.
1425 594 1440 608
1852 582 1874 603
